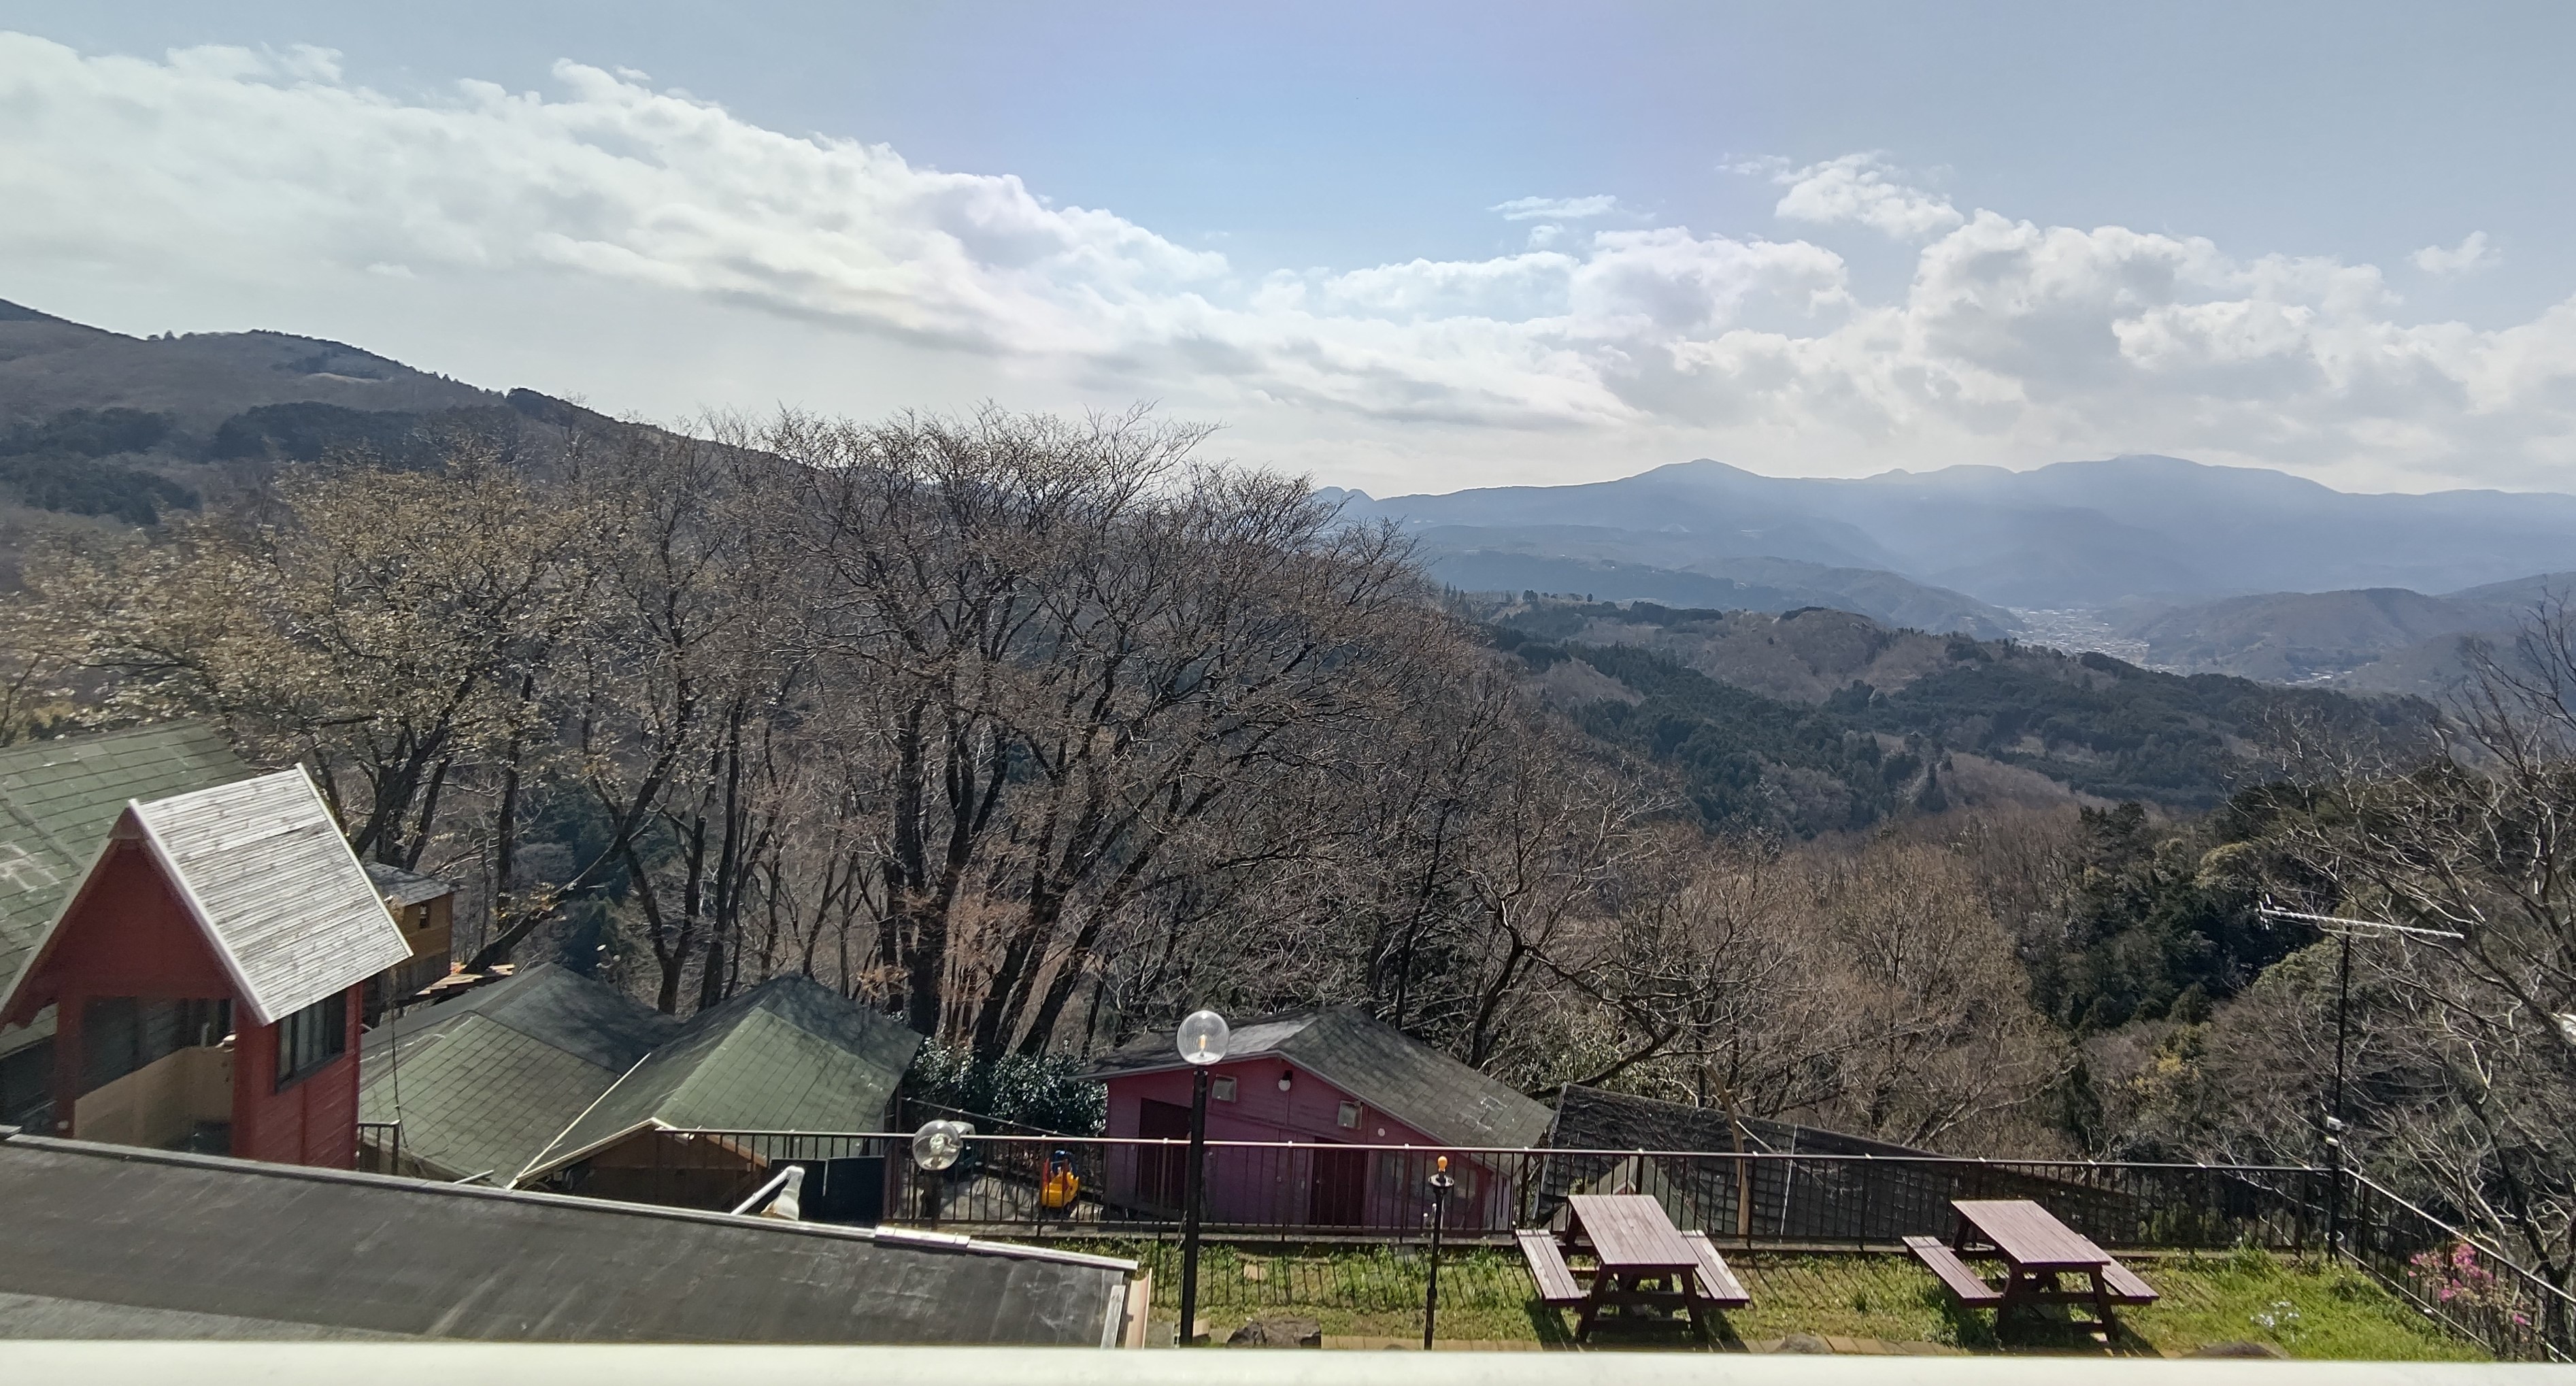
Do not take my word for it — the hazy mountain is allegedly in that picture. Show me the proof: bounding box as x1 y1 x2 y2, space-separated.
2105 572 2576 691
2447 571 2576 610
1403 531 2020 638
0 298 497 429
2115 589 2502 684
1346 455 2576 610
0 297 614 580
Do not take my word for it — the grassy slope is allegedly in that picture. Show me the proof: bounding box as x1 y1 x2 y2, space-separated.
1106 1242 2481 1359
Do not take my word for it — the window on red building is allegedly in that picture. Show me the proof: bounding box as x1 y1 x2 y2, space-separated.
275 992 347 1088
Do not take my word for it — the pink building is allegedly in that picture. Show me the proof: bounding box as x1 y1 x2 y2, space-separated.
1087 1008 1552 1232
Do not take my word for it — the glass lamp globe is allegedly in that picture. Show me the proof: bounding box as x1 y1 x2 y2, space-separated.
911 1118 971 1171
1176 1009 1230 1066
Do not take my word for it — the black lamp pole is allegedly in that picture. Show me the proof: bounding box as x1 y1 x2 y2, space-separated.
1422 1156 1455 1350
1177 1064 1211 1345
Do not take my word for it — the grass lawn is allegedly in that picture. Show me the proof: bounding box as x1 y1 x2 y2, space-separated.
1088 1240 2484 1359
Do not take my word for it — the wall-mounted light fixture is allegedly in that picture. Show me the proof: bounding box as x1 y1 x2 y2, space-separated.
1277 1067 1294 1092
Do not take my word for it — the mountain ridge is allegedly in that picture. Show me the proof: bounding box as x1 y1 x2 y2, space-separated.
1349 453 2576 609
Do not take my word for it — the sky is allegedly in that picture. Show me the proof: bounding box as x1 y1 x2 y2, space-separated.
2 1 2573 497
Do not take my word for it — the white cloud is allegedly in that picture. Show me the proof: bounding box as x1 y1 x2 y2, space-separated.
1489 195 1621 222
2412 231 2499 276
1769 153 1964 240
1 33 2573 495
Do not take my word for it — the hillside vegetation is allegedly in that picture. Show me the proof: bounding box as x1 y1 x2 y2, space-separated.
0 299 629 575
1492 599 2429 835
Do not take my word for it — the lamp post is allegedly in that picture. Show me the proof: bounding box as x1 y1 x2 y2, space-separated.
2260 904 2462 1257
1174 1008 1229 1346
1422 1155 1455 1350
910 1118 970 1229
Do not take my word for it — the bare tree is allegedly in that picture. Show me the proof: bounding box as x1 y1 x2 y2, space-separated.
777 408 1450 1052
2255 596 2576 1285
41 450 590 871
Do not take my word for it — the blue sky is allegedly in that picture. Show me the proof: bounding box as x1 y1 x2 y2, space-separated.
3 2 2571 495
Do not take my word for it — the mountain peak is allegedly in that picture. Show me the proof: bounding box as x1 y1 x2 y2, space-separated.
0 299 78 326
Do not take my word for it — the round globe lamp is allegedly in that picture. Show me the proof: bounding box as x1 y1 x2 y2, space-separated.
1176 1009 1230 1066
1173 1008 1227 1342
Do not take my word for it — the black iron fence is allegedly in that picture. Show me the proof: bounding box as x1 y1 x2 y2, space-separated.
595 1131 2321 1249
2343 1173 2574 1363
569 1130 2572 1360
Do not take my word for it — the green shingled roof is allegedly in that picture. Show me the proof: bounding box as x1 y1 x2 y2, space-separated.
515 974 922 1184
0 723 250 1054
359 964 680 1181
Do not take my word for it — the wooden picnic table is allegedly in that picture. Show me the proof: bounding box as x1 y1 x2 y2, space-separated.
1518 1193 1748 1343
1904 1198 2157 1330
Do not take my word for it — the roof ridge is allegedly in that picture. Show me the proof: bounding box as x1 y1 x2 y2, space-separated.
458 1006 626 1071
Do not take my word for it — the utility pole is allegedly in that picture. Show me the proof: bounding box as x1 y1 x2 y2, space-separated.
2260 904 2463 1259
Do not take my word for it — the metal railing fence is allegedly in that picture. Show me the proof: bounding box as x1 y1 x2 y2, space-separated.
2341 1173 2575 1362
576 1130 2325 1251
549 1129 2576 1359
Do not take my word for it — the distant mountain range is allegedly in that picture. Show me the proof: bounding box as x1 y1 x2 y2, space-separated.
5 292 2565 695
1333 455 2576 624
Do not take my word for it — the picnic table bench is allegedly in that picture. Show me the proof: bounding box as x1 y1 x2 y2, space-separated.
1516 1193 1748 1342
1906 1199 2158 1330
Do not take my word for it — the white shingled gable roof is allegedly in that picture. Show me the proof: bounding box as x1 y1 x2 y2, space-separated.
129 768 413 1025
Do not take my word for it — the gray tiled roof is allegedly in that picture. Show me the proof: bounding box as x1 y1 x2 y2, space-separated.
0 1129 1133 1344
359 964 678 1181
361 860 454 908
515 974 922 1183
0 724 249 1017
120 769 412 1024
1088 1007 1554 1150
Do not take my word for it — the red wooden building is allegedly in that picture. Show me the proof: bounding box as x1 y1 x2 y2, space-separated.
1086 1008 1553 1232
0 768 411 1166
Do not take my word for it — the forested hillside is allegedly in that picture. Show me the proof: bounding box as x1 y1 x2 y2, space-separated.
1490 598 2430 835
0 298 612 577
